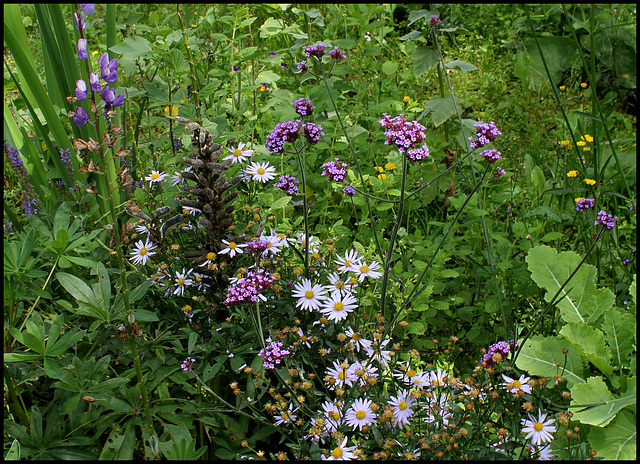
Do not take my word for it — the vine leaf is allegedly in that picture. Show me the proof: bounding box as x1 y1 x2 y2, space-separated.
525 245 614 325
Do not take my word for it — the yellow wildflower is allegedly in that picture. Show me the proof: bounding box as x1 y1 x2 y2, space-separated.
559 85 566 91
164 105 178 117
378 173 387 180
584 178 596 186
403 96 410 103
575 197 584 203
559 140 571 147
584 134 594 143
582 147 591 152
576 140 586 147
374 166 384 173
385 162 396 170
580 82 588 88
92 50 99 56
567 170 579 177
259 85 266 92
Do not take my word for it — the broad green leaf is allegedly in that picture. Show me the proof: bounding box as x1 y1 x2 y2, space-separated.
559 322 613 377
268 195 291 211
419 95 460 127
630 275 637 307
110 36 151 59
47 328 86 358
57 272 101 307
587 409 636 460
523 36 578 91
382 60 398 76
570 376 635 427
132 309 159 322
602 306 636 371
256 70 281 84
526 245 614 325
515 335 585 388
444 60 477 72
408 9 433 26
412 45 440 77
51 229 69 254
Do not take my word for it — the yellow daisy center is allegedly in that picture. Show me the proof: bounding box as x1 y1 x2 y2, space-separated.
305 290 314 299
355 369 365 377
335 280 345 289
330 411 340 420
151 173 160 179
398 401 407 411
534 422 543 431
351 332 361 341
407 369 416 377
360 265 369 273
301 335 308 342
257 168 266 175
355 410 366 420
338 371 347 380
178 278 185 285
228 242 237 249
206 252 215 260
331 448 343 459
334 302 345 312
281 412 289 420
233 149 242 157
140 247 148 256
344 260 351 267
513 380 522 389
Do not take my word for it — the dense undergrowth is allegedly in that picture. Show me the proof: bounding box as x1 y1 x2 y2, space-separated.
4 3 636 460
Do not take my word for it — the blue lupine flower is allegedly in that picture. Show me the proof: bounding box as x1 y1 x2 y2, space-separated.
78 38 88 60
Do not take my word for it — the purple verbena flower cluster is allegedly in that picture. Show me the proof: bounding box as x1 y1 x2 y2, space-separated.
292 98 315 117
303 43 326 58
575 197 594 211
494 167 506 178
297 60 308 72
245 239 270 254
303 122 324 144
223 269 276 305
430 15 442 26
406 145 430 163
181 356 195 371
321 158 348 182
480 148 502 164
594 210 618 229
329 46 348 60
265 120 302 153
482 340 518 367
274 175 299 194
629 202 636 211
258 341 291 369
4 219 12 234
343 186 356 196
469 121 502 149
378 113 426 154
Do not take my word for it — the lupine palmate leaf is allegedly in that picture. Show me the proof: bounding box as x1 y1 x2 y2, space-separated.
526 245 614 325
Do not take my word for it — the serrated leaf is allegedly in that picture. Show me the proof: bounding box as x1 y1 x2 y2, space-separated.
515 335 585 388
199 81 219 99
559 322 613 377
587 410 636 460
110 36 151 59
419 95 460 127
412 46 440 77
570 376 635 426
602 306 636 371
525 245 614 325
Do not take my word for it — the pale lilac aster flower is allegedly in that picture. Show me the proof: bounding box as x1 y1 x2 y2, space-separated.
344 398 376 431
389 389 416 427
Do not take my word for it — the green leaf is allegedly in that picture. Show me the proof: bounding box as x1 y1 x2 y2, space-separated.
132 309 159 322
515 335 585 388
268 195 291 211
412 46 440 77
5 439 20 460
630 275 637 307
382 60 398 76
444 60 477 72
559 322 613 377
523 36 578 91
57 272 101 307
526 245 614 325
53 201 71 239
110 36 151 59
256 70 281 84
601 306 636 371
51 229 69 254
570 376 635 427
419 95 460 127
587 410 636 460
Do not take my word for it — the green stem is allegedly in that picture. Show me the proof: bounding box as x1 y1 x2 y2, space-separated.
294 145 310 278
177 5 201 125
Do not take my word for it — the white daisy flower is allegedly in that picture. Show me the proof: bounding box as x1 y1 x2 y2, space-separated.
321 291 358 322
389 389 416 427
218 239 247 258
393 363 420 386
321 400 343 433
182 206 201 216
192 272 210 292
531 443 554 461
274 404 298 426
424 393 453 426
135 221 153 236
521 410 556 446
502 373 532 395
269 228 290 248
224 142 253 164
144 170 168 188
199 251 218 270
355 260 383 281
325 272 358 295
334 249 363 273
343 327 371 352
259 233 284 257
129 238 157 266
364 338 392 367
344 398 376 431
292 278 328 311
321 437 358 461
408 370 431 389
297 328 312 348
173 267 193 296
348 360 378 387
246 161 276 183
326 359 357 389
429 367 448 389
296 232 320 253
169 166 192 186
